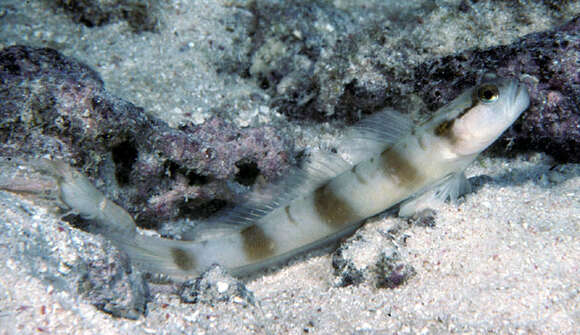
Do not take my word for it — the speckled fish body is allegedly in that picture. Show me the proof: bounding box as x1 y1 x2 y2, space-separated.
4 76 530 279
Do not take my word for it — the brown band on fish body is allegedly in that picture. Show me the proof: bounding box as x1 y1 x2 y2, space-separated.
313 183 361 228
435 95 478 143
285 205 299 225
241 224 276 260
434 119 457 143
380 148 423 187
171 247 196 271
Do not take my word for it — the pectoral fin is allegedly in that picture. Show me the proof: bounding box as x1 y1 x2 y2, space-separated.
398 172 471 218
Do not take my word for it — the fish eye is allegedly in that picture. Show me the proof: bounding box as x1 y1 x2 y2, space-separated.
476 84 499 103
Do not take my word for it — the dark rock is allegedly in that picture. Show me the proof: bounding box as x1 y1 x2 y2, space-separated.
179 264 255 306
75 239 149 319
246 5 579 161
412 16 580 162
0 192 149 319
53 0 159 32
332 221 415 288
246 0 356 120
407 209 437 228
332 248 364 287
0 45 293 229
458 0 471 13
375 249 416 289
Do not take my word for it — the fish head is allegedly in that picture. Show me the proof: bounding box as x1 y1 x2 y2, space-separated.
444 77 530 156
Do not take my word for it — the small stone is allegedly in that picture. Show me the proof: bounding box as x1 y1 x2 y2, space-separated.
216 281 229 293
179 265 255 306
332 223 415 288
375 250 416 289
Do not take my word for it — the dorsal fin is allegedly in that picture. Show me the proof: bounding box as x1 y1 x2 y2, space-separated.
185 109 413 241
338 108 413 164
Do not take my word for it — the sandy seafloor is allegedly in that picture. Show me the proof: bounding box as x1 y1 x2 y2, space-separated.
1 154 578 334
0 0 579 334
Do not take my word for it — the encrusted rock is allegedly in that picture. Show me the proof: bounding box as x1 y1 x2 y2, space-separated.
375 248 416 289
53 0 159 32
75 238 149 319
412 16 580 162
179 264 255 306
0 191 149 319
0 45 293 228
332 219 415 288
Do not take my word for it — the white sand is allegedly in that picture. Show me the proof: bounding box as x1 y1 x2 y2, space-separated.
1 153 578 334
